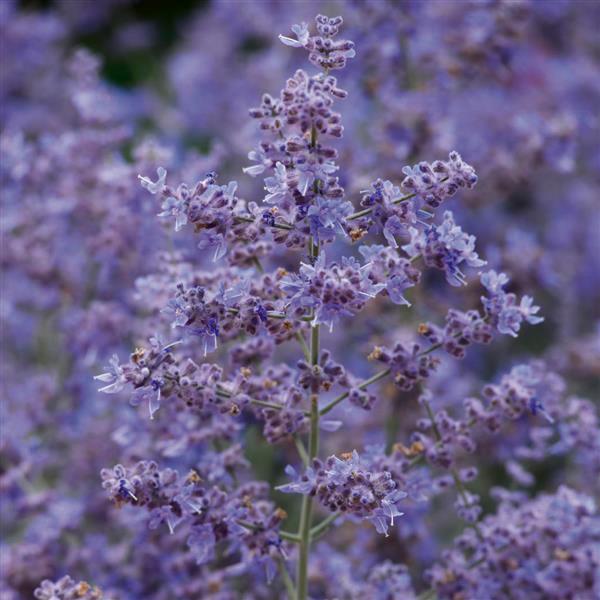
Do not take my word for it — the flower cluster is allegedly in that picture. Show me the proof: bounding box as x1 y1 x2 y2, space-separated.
138 168 272 265
244 17 356 251
359 244 421 306
419 309 494 359
368 342 440 391
162 279 281 352
426 486 600 600
356 179 417 245
95 336 255 424
354 153 479 249
34 577 103 600
296 349 346 393
101 460 288 581
241 363 308 443
279 15 356 71
278 450 406 536
402 211 486 286
100 461 202 525
479 362 556 424
309 545 417 600
281 254 385 330
411 361 563 467
400 151 478 209
418 269 544 359
480 270 544 337
94 336 181 419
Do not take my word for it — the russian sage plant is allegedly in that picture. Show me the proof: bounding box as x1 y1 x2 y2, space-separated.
2 3 599 600
89 14 578 599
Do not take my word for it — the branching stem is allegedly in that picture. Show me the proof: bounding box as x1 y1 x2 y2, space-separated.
296 237 321 600
319 367 391 416
310 511 340 541
421 398 483 540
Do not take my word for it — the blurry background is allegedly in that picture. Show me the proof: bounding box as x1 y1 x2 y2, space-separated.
1 0 599 598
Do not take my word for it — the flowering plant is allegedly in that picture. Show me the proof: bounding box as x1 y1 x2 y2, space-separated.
2 3 599 599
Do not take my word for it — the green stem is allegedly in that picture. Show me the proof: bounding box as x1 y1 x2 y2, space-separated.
347 190 417 221
296 392 319 599
310 320 320 366
280 531 301 543
252 256 265 273
278 557 297 599
237 520 300 543
346 176 449 222
406 418 477 468
295 331 311 362
296 238 320 599
422 399 483 540
235 214 293 230
310 124 317 149
320 368 391 416
310 511 340 541
249 398 290 412
294 436 309 466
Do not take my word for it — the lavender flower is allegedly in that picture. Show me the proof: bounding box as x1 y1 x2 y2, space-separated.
34 576 103 600
402 211 486 286
94 337 181 419
280 15 355 71
481 270 544 336
278 451 406 536
427 487 600 600
278 22 310 48
138 166 167 195
368 342 439 391
419 309 494 359
281 254 385 331
358 179 423 245
306 196 354 243
359 244 421 306
401 152 478 209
